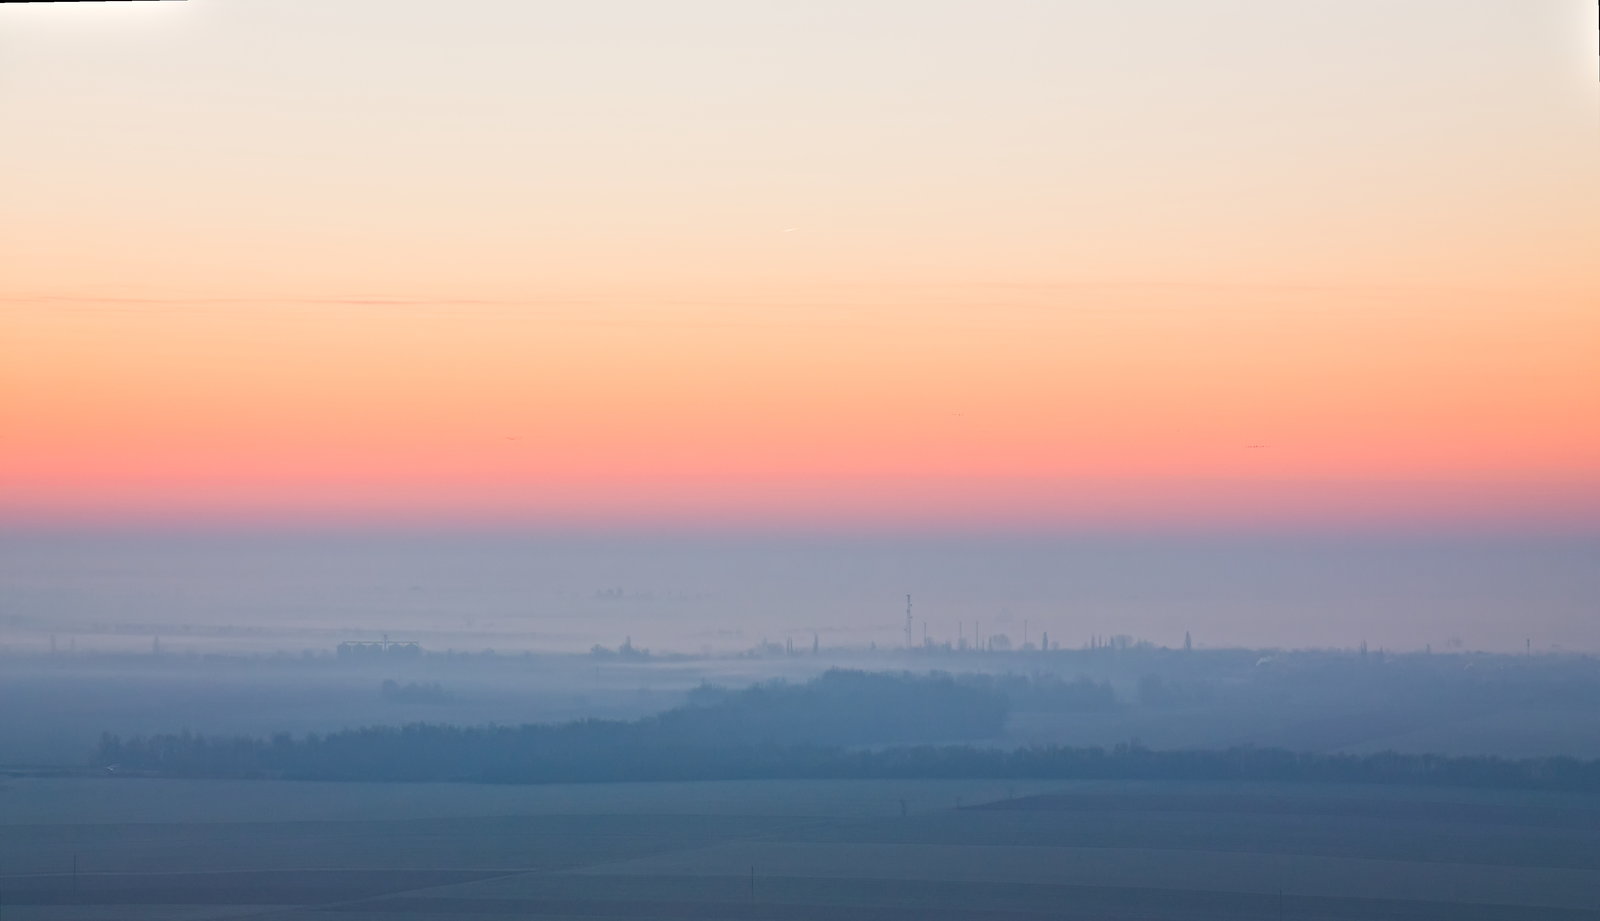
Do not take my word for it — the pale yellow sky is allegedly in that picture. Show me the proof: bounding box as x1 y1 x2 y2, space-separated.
3 1 1595 297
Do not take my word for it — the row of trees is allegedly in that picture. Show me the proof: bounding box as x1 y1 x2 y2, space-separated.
89 668 1600 792
95 727 1600 793
98 669 1009 782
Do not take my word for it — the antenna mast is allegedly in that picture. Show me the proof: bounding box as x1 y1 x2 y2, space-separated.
905 594 913 651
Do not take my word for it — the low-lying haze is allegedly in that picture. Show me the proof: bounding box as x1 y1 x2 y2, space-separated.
3 529 1593 657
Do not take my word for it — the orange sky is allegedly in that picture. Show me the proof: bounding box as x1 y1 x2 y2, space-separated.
2 1 1597 531
5 283 1595 530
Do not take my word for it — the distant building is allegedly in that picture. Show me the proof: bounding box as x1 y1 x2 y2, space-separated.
337 637 422 661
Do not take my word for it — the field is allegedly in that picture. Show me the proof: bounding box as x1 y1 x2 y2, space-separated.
6 777 1600 919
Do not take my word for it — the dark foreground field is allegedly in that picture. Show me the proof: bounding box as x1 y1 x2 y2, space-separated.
5 777 1600 920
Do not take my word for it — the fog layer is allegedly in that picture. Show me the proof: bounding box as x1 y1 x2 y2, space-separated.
3 530 1595 656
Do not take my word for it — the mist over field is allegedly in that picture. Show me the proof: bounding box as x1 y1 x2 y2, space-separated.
4 529 1596 657
4 528 1600 772
7 527 1596 768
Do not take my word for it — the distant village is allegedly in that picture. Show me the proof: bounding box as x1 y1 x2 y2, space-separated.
335 635 422 661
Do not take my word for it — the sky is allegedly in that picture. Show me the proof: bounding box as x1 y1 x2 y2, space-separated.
2 0 1598 534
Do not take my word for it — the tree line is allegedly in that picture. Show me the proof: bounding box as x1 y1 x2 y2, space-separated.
95 729 1600 793
89 668 1600 792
